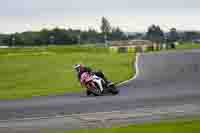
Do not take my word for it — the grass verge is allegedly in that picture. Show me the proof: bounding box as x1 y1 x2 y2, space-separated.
0 47 135 100
176 43 200 50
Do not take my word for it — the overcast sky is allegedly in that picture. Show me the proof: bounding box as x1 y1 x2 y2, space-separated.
1 0 200 33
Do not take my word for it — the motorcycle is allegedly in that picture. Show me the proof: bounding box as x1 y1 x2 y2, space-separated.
80 72 119 96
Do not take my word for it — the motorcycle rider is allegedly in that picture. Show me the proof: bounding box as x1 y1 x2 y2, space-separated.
73 64 113 95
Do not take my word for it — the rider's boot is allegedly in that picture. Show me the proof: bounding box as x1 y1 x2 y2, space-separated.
106 80 114 87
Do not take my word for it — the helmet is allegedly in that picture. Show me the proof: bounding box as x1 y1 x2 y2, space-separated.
74 64 84 73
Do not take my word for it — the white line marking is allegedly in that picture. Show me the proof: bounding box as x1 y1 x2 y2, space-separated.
118 53 140 86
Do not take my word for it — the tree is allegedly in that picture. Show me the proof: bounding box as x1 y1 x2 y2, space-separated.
146 25 164 44
39 28 50 44
111 27 125 40
100 17 111 35
0 34 9 46
167 28 179 43
8 33 25 46
182 31 200 42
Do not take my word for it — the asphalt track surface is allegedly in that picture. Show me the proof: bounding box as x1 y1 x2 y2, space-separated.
1 50 200 133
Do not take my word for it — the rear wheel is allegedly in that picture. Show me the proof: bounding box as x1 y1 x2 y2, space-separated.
111 88 119 95
109 85 119 95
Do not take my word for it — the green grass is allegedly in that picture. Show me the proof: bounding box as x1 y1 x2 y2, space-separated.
176 43 200 50
0 46 134 100
63 119 200 133
147 43 200 54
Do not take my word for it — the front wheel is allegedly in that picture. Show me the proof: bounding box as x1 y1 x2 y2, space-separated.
86 90 92 96
86 82 102 96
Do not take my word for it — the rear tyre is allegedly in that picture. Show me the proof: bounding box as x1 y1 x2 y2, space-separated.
111 88 119 95
109 85 119 95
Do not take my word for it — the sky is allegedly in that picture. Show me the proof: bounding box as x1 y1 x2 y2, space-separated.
1 0 200 33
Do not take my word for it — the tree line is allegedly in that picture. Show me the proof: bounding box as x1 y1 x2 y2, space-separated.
146 25 200 44
0 17 126 46
1 17 200 46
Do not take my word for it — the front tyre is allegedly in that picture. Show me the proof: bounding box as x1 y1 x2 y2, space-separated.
87 82 102 96
86 90 92 96
92 82 102 96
